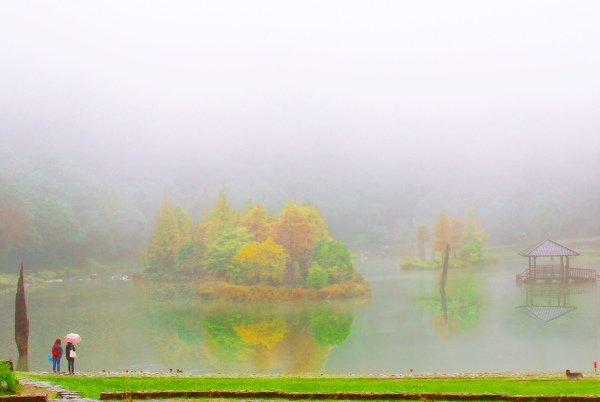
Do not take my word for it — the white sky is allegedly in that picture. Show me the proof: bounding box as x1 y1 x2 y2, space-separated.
1 1 599 184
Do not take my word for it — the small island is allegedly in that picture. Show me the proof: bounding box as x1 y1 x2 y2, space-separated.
400 211 493 270
144 191 369 300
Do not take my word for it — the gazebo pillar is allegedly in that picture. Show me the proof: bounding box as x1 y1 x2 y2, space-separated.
566 256 570 280
560 256 565 282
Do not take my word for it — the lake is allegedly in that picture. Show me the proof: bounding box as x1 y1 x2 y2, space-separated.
2 257 599 374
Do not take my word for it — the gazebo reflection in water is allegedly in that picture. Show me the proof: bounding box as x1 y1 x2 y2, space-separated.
515 239 597 323
517 282 595 323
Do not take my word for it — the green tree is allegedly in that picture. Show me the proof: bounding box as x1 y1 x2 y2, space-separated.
204 227 252 279
459 210 488 264
175 240 203 277
306 263 329 288
313 240 353 283
146 197 180 273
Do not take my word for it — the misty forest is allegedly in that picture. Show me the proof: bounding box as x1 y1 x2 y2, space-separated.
1 1 600 382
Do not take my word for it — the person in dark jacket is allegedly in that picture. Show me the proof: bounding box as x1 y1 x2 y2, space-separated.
51 338 62 373
65 341 76 374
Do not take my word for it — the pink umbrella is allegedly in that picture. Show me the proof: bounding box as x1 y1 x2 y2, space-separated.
64 333 81 344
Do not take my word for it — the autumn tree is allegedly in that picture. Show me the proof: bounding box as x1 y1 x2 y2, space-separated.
145 197 195 274
432 212 450 258
271 203 314 284
416 224 428 260
204 189 239 249
0 194 31 254
301 203 332 244
173 205 193 242
147 197 181 273
232 237 288 285
240 203 273 242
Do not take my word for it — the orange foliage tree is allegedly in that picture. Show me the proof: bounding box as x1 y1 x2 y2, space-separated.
271 203 314 284
432 212 450 258
240 203 273 242
0 194 31 253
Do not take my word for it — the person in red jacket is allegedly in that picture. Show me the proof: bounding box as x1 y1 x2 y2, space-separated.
51 338 63 373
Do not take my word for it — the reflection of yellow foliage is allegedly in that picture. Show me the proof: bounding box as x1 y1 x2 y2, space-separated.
234 318 288 350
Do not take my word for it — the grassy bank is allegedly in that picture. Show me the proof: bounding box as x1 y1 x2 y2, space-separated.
19 373 600 399
197 280 370 301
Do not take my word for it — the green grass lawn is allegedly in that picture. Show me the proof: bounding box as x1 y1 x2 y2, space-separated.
18 374 600 399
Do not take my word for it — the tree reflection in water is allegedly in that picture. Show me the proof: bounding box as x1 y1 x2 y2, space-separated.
203 303 357 373
420 269 485 335
142 284 360 373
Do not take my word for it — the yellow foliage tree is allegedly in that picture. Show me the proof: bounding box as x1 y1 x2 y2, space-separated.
204 189 240 249
147 197 193 273
233 237 288 285
301 203 332 244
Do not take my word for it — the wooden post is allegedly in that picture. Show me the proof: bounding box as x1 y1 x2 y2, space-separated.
440 244 450 287
566 256 570 280
560 256 565 282
439 244 450 323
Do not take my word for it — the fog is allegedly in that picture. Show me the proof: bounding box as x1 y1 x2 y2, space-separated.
1 1 600 266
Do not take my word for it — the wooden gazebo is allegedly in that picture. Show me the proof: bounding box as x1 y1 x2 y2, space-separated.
516 239 596 283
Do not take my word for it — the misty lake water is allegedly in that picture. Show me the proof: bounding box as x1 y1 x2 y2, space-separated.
2 257 600 374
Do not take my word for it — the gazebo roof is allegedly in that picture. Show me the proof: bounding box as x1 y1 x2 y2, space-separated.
519 239 579 257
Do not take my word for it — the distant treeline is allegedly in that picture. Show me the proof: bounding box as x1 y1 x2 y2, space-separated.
0 160 149 271
1 155 599 272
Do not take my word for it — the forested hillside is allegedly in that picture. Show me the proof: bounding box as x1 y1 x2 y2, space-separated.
1 150 599 273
